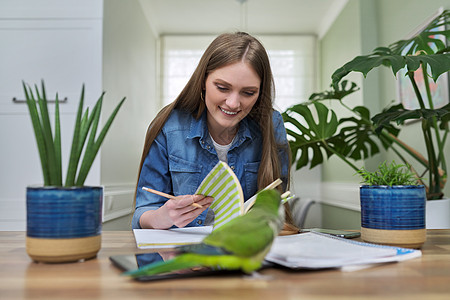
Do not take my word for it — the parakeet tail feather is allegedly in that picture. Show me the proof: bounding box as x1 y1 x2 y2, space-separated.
123 255 200 278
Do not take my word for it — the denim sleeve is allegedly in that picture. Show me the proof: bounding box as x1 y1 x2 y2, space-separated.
132 130 172 229
273 110 290 191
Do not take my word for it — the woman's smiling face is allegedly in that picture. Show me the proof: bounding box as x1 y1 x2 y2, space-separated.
204 61 261 142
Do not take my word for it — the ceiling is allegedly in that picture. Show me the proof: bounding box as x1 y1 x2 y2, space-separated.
138 0 348 38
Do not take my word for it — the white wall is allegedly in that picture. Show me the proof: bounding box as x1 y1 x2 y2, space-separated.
102 0 159 227
0 0 103 230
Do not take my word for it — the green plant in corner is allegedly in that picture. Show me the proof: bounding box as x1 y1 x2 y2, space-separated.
357 161 420 186
332 10 450 199
24 81 126 187
283 10 450 200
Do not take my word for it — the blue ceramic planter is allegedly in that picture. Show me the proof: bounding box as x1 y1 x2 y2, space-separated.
360 185 426 248
27 186 103 238
26 186 103 262
360 185 426 230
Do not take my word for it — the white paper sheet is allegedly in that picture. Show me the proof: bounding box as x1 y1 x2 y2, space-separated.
133 226 212 249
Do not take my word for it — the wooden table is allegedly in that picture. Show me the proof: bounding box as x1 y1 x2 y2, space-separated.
1 230 449 300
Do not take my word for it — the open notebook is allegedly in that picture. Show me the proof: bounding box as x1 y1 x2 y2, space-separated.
195 161 244 229
195 161 288 230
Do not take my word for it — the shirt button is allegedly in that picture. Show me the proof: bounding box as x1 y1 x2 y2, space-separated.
207 145 210 149
230 166 235 170
197 220 202 225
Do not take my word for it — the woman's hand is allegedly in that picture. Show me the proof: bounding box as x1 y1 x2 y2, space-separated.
163 195 214 228
139 195 213 229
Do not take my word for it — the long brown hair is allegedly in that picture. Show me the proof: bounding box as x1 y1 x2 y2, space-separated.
135 32 295 226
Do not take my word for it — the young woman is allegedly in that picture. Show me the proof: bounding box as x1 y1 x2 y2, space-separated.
132 32 295 231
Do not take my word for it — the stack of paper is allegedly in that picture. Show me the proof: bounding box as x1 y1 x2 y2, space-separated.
265 232 421 270
133 227 421 270
134 227 212 249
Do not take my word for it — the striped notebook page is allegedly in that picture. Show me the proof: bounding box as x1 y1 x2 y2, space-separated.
195 161 244 230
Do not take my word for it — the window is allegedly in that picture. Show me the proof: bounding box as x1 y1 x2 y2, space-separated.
160 36 215 106
160 35 316 112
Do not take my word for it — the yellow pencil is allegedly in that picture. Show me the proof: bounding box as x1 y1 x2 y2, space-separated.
142 187 203 208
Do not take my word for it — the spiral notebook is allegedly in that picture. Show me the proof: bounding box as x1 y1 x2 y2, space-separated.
265 231 422 270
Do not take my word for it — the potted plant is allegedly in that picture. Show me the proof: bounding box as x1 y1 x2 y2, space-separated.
331 10 450 200
283 10 449 226
357 161 426 248
24 81 125 263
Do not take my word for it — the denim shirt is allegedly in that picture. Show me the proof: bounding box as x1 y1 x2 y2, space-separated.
132 108 289 229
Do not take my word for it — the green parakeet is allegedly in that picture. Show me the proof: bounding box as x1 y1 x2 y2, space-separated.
125 189 284 278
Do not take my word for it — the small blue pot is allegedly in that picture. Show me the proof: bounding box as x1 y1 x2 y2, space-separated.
360 185 426 248
26 186 103 262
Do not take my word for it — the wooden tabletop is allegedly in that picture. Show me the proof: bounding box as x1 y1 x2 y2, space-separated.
1 230 449 300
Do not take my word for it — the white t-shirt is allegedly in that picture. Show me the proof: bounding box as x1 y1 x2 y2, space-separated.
210 134 235 163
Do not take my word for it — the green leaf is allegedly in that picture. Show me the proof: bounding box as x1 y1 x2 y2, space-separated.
35 82 58 186
337 106 380 160
78 101 101 156
75 94 103 186
405 53 450 81
93 97 126 150
332 49 406 87
23 82 50 185
65 85 85 187
309 80 360 102
75 95 126 186
332 10 450 86
372 102 450 133
54 93 62 186
283 102 339 169
390 10 450 55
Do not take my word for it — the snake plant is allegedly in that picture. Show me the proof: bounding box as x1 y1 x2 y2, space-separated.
24 81 125 187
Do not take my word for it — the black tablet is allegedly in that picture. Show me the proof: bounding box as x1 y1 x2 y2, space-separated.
110 252 244 282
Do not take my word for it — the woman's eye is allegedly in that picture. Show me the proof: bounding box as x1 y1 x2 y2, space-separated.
216 85 228 92
243 91 256 97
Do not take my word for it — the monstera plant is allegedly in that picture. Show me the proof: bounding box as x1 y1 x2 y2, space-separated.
283 10 450 200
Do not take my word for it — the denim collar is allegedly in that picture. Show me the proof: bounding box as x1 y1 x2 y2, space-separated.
187 110 254 149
